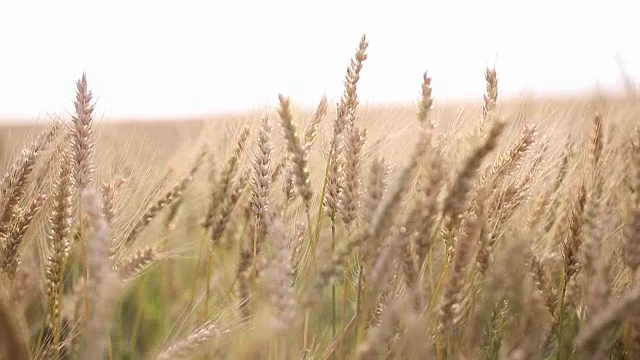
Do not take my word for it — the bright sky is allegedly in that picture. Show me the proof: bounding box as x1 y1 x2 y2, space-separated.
0 0 637 119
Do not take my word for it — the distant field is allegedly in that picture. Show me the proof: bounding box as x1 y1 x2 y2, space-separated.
2 93 634 171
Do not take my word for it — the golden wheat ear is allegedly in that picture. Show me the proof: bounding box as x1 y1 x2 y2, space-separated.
43 140 73 359
70 73 96 192
278 94 312 211
440 120 507 257
324 34 369 224
248 115 272 257
121 148 206 249
156 320 237 360
202 127 250 231
0 123 60 280
0 124 59 242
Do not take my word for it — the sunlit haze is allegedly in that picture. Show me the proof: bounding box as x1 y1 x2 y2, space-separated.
0 0 637 120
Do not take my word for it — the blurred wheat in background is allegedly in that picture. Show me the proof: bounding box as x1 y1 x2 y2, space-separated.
0 34 639 360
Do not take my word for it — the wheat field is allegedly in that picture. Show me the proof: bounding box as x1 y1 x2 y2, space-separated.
0 35 638 360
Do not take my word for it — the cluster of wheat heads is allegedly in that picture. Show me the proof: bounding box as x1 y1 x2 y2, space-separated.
0 35 639 360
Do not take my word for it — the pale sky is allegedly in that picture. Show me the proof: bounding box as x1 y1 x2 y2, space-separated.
0 0 637 119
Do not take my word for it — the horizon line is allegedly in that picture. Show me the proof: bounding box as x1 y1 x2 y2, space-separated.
0 86 634 126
